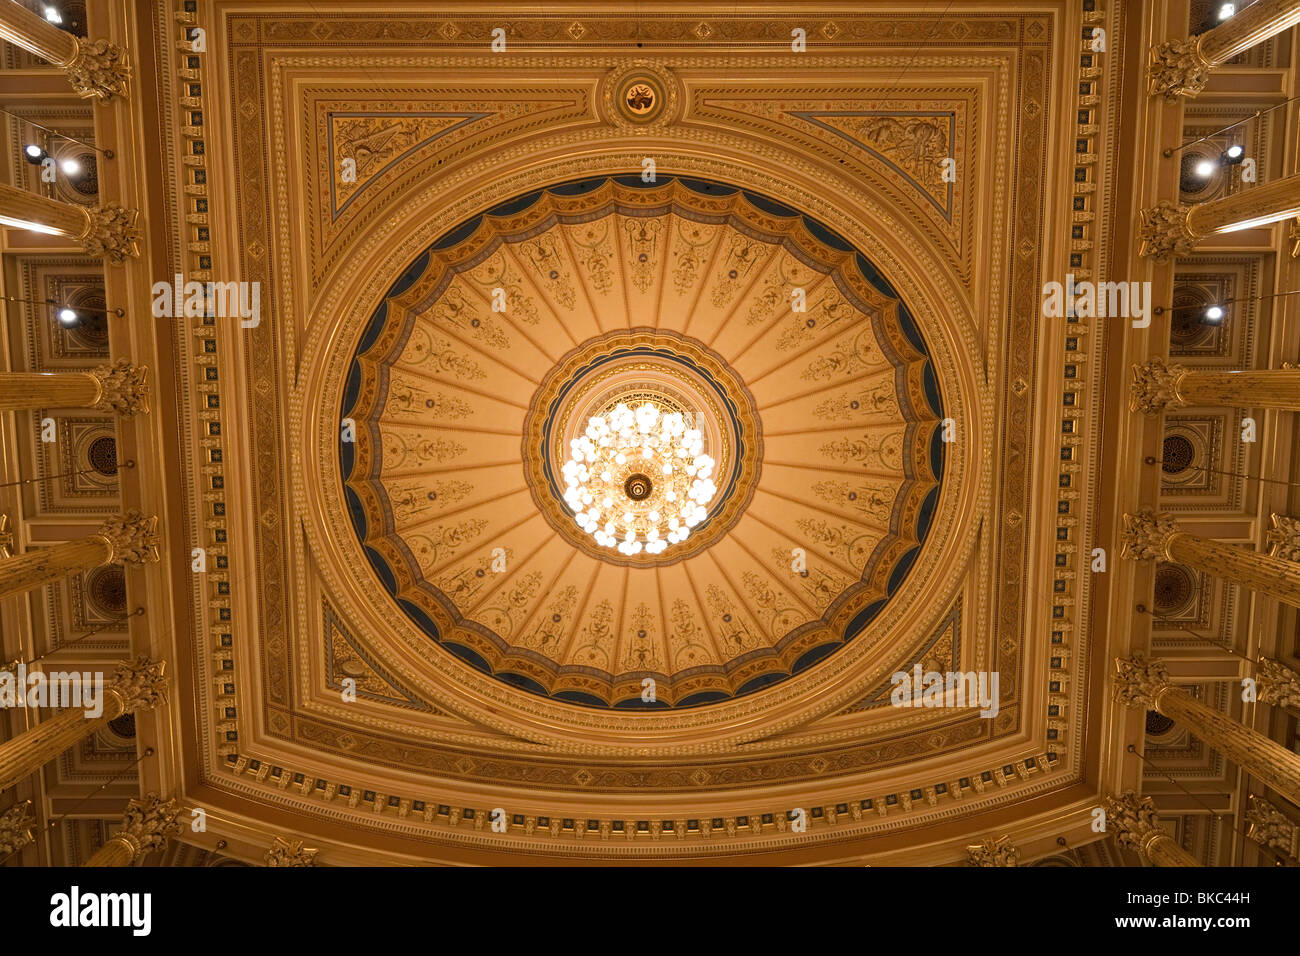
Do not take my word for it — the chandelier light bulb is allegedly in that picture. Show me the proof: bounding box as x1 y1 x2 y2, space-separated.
561 397 717 556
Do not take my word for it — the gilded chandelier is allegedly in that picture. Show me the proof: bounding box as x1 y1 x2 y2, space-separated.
562 398 716 555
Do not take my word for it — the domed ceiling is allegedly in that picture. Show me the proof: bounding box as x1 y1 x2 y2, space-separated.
143 0 1121 864
339 176 944 709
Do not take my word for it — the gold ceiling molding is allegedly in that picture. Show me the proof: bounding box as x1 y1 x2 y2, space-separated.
143 0 1128 861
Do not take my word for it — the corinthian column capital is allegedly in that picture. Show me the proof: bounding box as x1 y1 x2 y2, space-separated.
107 656 167 714
966 835 1019 867
0 801 35 856
1120 510 1180 562
1138 200 1196 262
81 203 141 263
1245 795 1299 859
65 37 131 101
95 511 160 564
1267 514 1300 563
1147 37 1212 100
265 836 319 867
1114 654 1172 709
114 794 181 862
1130 358 1188 415
1104 791 1167 854
89 359 150 416
1256 658 1300 710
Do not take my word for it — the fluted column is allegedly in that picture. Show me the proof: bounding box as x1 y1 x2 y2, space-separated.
966 835 1019 867
83 794 180 866
1245 795 1299 861
0 511 158 601
0 1 129 100
1137 173 1300 261
1148 0 1300 99
1122 510 1300 609
1115 656 1300 802
0 657 166 793
0 184 139 262
0 800 34 856
1130 359 1300 413
265 836 319 867
0 360 149 416
1103 791 1200 866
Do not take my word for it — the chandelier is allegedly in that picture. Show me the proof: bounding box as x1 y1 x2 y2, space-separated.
561 398 716 555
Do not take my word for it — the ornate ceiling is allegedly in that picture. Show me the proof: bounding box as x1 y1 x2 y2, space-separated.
126 0 1135 863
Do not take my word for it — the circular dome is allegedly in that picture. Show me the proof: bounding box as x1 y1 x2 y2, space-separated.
339 175 945 709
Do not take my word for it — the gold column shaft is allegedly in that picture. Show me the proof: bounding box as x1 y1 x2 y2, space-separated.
0 0 77 66
1173 369 1300 410
1166 531 1300 609
0 534 111 600
0 182 91 239
1199 0 1300 64
1185 172 1300 237
83 839 137 867
1153 682 1300 802
0 371 103 412
1144 832 1201 867
0 694 123 793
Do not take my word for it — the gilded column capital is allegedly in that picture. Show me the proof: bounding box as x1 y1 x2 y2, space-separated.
0 800 35 855
1120 510 1180 562
1114 655 1172 710
1245 795 1298 858
1137 200 1196 262
1146 37 1212 100
95 511 160 564
81 202 140 263
265 835 319 867
1129 358 1187 415
89 359 150 416
1256 658 1300 710
1103 791 1169 858
966 835 1019 867
1267 514 1300 563
114 794 181 862
107 656 167 714
64 37 130 101
0 514 11 559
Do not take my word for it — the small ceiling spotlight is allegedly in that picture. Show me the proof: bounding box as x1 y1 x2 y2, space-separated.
42 6 62 25
59 157 80 176
1218 3 1236 20
1221 144 1245 165
1194 158 1216 177
1203 304 1226 325
57 308 81 327
23 144 47 164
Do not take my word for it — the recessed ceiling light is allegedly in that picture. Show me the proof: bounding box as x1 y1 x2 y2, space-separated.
1217 3 1236 20
43 6 62 24
59 157 80 175
57 308 79 327
1203 305 1225 323
1195 159 1216 177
